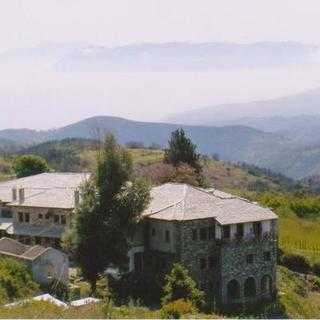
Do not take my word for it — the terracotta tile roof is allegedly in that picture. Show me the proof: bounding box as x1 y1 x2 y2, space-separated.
143 183 278 224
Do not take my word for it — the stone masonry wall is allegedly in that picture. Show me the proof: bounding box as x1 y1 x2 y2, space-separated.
219 238 277 305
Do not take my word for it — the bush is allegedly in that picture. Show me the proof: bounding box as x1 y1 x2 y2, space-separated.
162 263 204 307
281 254 311 274
160 299 197 319
0 258 39 303
290 197 320 218
13 155 49 178
312 263 320 277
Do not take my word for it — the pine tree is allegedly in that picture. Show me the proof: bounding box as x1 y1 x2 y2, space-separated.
164 129 201 173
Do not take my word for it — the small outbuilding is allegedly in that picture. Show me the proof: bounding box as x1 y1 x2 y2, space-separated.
0 237 68 285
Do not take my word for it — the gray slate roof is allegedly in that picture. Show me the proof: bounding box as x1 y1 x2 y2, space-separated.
0 173 90 209
0 237 48 260
143 183 277 224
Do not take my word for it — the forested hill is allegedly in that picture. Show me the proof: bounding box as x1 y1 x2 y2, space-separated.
2 115 320 180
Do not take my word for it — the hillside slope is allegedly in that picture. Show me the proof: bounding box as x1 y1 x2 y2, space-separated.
2 116 320 179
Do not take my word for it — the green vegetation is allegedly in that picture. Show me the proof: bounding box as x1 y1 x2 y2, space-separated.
68 135 150 292
0 258 39 304
13 155 49 178
164 128 201 173
2 137 320 317
162 263 204 307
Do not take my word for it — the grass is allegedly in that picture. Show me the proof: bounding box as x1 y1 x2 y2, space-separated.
279 214 320 264
277 266 320 318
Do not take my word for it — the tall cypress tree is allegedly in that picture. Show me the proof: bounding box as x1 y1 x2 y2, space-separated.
71 134 150 293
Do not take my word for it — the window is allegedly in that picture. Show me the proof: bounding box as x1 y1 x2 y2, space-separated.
24 213 30 223
236 224 244 239
45 213 50 220
261 275 272 294
1 209 12 218
253 221 262 238
35 237 41 245
192 229 198 241
18 212 23 223
151 228 156 237
263 251 271 261
38 214 43 220
200 228 207 240
54 215 59 224
246 254 254 264
227 279 240 300
208 226 215 239
244 277 256 297
208 256 217 269
223 225 230 239
61 215 66 225
134 252 143 273
165 230 171 243
200 258 207 270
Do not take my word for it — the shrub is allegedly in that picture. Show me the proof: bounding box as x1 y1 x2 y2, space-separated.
13 155 49 178
160 299 197 319
281 254 311 274
290 197 320 218
162 263 204 307
313 263 320 277
0 258 39 303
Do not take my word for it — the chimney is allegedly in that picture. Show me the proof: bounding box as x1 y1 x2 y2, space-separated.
74 190 80 207
12 187 17 202
18 188 25 204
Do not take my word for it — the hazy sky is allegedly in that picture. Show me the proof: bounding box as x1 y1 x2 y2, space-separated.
1 1 320 129
2 0 320 50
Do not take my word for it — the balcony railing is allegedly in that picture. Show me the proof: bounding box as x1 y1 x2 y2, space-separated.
216 231 277 245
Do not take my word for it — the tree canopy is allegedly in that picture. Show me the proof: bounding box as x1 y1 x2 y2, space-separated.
162 263 204 307
164 129 201 173
70 134 150 292
13 155 49 178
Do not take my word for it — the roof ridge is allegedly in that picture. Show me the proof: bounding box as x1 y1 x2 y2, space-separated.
181 184 188 220
144 198 185 218
21 246 37 256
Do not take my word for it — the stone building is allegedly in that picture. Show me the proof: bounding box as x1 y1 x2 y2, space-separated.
0 173 277 305
0 173 90 248
0 237 69 285
132 183 278 306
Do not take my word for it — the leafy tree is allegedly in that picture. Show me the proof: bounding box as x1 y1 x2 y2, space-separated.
0 258 39 303
70 134 150 293
13 155 49 178
162 263 204 307
164 129 201 173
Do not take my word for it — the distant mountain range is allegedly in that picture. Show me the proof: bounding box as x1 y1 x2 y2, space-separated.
165 87 320 127
0 115 312 180
1 41 319 72
166 87 320 146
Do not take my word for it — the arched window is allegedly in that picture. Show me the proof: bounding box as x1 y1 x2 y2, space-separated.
261 275 272 294
227 279 240 300
244 277 256 297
